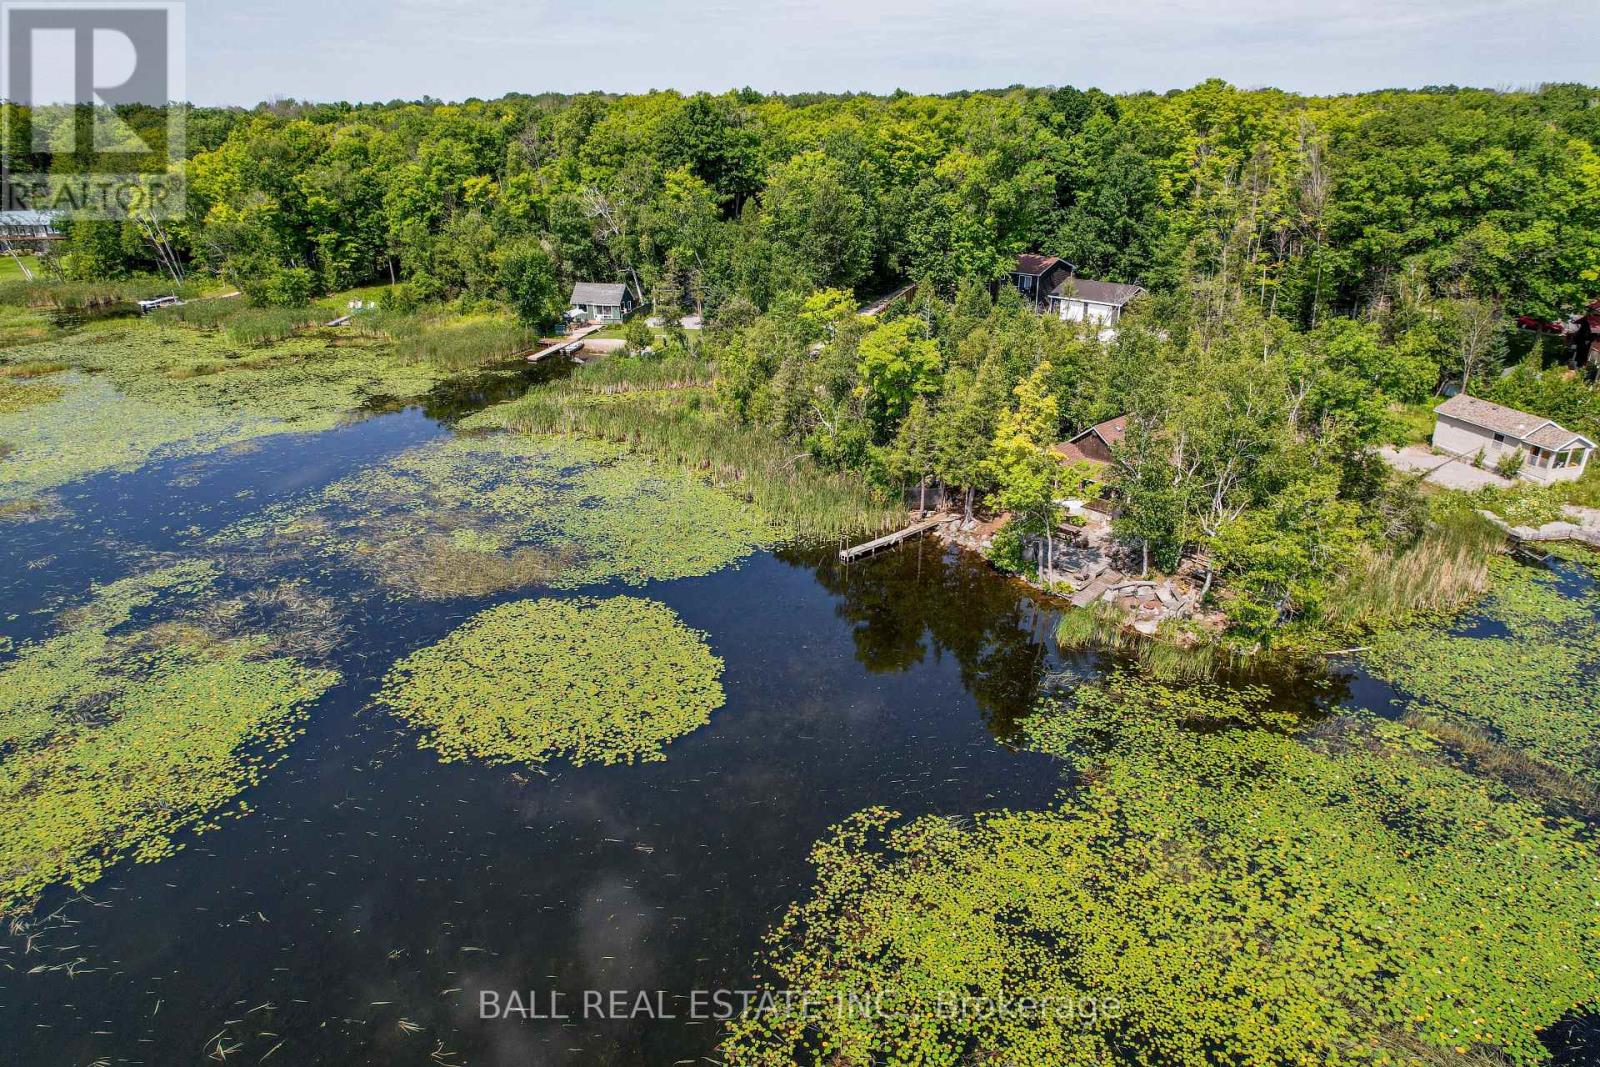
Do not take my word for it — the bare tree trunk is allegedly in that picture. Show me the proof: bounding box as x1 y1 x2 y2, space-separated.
1141 540 1150 579
918 476 928 517
964 486 975 524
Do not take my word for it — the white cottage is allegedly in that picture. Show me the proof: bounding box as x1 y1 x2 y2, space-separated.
1046 278 1144 326
1432 394 1594 483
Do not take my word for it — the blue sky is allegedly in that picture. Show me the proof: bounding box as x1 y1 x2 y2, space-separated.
188 0 1599 105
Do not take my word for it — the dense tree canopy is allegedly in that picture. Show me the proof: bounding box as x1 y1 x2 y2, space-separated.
15 81 1596 323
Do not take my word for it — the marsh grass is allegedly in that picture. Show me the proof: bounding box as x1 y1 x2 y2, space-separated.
393 318 537 371
0 358 68 378
1404 711 1600 818
225 307 320 346
1055 606 1235 682
158 298 244 329
480 359 898 540
0 278 198 310
1321 507 1501 635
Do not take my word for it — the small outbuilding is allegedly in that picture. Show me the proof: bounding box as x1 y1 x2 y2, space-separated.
1432 394 1594 483
567 282 635 324
1047 279 1144 326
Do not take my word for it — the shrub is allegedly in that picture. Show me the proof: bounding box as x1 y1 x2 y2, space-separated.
245 267 317 309
623 316 655 355
985 518 1033 578
1494 449 1526 479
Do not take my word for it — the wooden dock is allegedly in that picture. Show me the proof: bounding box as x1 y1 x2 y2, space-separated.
839 515 955 562
526 323 604 362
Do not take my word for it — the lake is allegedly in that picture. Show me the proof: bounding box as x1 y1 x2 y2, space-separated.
1 354 1597 1066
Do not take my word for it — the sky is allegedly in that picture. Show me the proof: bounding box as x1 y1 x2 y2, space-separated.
186 0 1599 105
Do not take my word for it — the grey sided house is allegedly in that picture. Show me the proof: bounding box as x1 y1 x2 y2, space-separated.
567 281 636 324
1006 254 1075 310
1432 394 1594 483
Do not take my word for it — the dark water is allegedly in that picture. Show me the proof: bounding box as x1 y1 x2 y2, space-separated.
0 386 1070 1065
4 374 1598 1066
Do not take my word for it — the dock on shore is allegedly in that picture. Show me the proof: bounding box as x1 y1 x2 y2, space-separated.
839 515 955 563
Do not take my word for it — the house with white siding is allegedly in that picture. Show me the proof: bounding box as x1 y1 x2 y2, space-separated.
1047 278 1145 326
1432 394 1594 483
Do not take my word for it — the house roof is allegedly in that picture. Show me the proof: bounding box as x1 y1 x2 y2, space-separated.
1526 424 1596 450
0 209 60 227
1050 278 1144 307
570 281 627 306
1051 415 1129 465
1050 440 1098 463
1013 253 1064 276
1434 394 1595 450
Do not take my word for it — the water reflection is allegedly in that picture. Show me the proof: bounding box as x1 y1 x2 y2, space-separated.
358 357 576 423
779 540 1059 744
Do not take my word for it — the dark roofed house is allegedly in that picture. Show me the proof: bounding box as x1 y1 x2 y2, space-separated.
1050 415 1128 467
567 281 635 324
1006 253 1075 309
1048 278 1144 326
1432 394 1594 483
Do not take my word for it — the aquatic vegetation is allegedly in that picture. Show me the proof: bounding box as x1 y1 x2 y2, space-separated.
480 362 899 539
377 596 724 767
0 321 445 501
724 679 1600 1066
0 493 63 523
0 563 339 915
1365 553 1600 789
0 376 64 413
222 432 777 597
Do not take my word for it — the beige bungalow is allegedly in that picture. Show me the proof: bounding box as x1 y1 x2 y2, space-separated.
1432 394 1594 483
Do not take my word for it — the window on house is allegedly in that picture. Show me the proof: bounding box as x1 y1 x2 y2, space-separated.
1555 451 1572 469
1492 433 1506 443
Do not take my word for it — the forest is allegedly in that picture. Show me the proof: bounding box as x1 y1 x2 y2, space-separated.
8 79 1600 644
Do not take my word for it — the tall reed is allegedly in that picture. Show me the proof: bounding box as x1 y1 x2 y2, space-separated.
487 360 899 540
1321 507 1501 633
0 278 198 309
394 319 536 371
225 307 319 346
